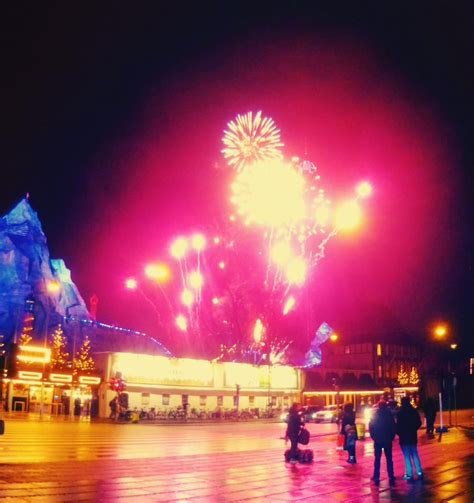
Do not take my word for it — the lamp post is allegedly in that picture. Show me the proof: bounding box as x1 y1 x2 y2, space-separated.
432 322 451 433
40 280 61 418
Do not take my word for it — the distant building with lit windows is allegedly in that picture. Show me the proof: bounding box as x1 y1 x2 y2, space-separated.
303 341 422 409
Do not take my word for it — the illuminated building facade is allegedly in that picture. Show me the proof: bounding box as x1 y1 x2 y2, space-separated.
95 352 301 418
303 342 421 408
2 345 101 415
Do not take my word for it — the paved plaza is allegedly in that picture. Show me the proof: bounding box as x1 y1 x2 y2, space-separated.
0 416 473 502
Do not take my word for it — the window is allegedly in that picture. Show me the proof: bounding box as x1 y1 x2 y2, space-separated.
344 346 350 354
271 396 277 406
199 396 207 407
141 393 150 406
162 394 170 406
283 395 289 406
377 365 382 378
217 396 223 407
182 395 188 406
249 396 255 406
377 344 382 356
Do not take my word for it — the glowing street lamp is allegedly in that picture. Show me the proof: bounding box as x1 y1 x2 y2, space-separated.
46 280 61 294
329 333 339 342
212 297 220 305
218 261 226 270
434 324 448 339
450 343 458 350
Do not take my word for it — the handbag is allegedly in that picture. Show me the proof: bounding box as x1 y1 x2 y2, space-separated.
336 433 345 450
0 419 4 435
298 426 310 445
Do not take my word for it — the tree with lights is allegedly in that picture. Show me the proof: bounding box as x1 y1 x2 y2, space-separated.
18 299 35 346
49 325 70 370
18 314 34 346
74 336 95 374
397 365 409 386
409 366 420 385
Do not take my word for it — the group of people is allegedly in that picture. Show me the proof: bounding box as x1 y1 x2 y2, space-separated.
367 397 424 484
285 396 428 484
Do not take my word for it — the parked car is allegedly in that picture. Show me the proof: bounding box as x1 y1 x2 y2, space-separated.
280 406 311 423
313 405 341 423
301 406 322 423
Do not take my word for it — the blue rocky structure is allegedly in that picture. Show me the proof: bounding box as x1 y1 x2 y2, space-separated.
0 198 90 343
0 198 173 356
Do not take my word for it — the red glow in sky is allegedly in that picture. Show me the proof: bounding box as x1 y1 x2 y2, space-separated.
80 36 461 352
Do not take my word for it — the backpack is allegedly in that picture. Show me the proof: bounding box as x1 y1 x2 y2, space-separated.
298 426 310 445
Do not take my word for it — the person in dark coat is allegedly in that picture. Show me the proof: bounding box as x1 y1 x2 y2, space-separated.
285 403 302 464
423 397 437 436
341 403 357 463
397 397 423 481
369 400 396 485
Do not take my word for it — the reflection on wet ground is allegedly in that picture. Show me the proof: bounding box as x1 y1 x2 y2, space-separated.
0 418 472 501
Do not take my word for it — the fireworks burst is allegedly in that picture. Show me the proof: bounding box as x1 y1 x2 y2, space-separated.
222 111 284 171
123 111 372 363
231 159 306 228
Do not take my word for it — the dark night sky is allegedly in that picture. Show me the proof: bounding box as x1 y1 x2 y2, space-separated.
1 3 473 354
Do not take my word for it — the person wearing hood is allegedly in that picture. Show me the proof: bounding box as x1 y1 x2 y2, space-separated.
397 396 423 481
369 400 396 485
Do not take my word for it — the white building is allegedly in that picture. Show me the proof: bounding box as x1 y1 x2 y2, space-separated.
96 352 301 418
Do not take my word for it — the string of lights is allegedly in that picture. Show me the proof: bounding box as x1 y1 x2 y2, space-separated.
62 315 173 357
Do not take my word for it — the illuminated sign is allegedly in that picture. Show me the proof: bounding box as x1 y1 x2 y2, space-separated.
223 363 299 390
49 373 73 383
111 353 214 387
18 345 51 364
18 370 43 380
79 376 101 385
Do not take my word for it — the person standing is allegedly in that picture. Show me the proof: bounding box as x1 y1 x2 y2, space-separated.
397 397 423 481
109 396 118 420
285 403 302 464
423 397 437 437
369 401 396 485
341 403 357 463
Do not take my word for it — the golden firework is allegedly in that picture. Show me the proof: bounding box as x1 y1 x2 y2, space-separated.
222 111 284 171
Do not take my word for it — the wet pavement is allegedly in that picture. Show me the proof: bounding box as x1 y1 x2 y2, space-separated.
0 417 472 501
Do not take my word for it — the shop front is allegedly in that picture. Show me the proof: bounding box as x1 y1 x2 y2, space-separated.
3 370 101 416
1 344 101 417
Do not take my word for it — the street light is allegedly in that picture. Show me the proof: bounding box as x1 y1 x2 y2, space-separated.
46 280 61 294
433 324 448 339
41 280 62 417
329 333 339 342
